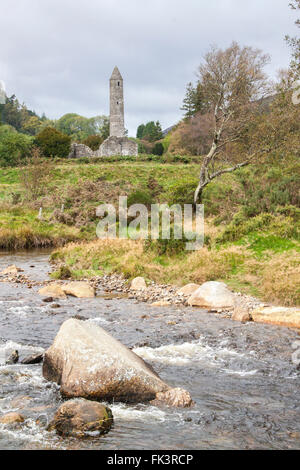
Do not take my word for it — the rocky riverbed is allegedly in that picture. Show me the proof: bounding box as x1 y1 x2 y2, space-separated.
0 250 300 450
0 263 263 318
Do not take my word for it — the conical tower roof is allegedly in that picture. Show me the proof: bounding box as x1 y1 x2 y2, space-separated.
110 66 123 80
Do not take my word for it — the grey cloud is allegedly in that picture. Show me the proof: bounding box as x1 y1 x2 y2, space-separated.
0 0 297 135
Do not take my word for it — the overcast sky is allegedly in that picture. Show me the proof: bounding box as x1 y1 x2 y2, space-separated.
0 0 298 136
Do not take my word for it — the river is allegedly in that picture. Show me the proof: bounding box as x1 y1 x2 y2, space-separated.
0 250 299 450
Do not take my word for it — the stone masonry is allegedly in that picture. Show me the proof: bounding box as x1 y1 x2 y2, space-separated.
97 67 138 157
67 67 138 159
67 143 94 158
109 66 125 137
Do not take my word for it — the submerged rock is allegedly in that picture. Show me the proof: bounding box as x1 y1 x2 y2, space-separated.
232 307 252 323
47 399 113 438
10 396 33 409
130 277 147 291
0 412 24 424
188 282 235 309
38 284 67 299
152 388 194 408
21 353 44 365
6 350 19 365
251 306 300 329
151 301 170 307
43 319 192 406
61 282 95 298
1 265 23 275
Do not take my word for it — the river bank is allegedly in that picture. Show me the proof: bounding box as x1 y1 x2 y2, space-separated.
0 250 300 450
1 160 299 306
1 251 299 328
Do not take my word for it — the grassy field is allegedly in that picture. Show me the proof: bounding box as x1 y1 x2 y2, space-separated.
0 158 299 305
0 159 201 248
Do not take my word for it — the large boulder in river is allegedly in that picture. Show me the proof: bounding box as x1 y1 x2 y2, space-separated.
43 319 192 407
61 282 95 298
47 399 113 438
251 306 300 329
187 281 235 309
39 284 67 299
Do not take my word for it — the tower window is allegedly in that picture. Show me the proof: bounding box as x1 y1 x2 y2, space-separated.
117 101 119 105
118 81 120 86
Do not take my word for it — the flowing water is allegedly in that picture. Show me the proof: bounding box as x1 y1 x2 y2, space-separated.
0 251 299 450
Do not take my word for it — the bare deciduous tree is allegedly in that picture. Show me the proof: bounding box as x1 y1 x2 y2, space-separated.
20 146 54 201
193 42 271 203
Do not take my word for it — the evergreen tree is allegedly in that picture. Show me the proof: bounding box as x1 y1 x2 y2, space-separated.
181 82 209 118
194 82 210 115
155 121 163 140
181 82 197 118
136 124 145 138
136 121 163 141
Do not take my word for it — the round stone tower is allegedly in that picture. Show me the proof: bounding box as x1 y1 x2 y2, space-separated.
97 67 138 157
110 66 125 137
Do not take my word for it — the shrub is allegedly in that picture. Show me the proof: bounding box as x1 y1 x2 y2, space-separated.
51 265 73 280
259 252 300 306
152 142 164 156
82 135 103 151
35 127 71 158
275 205 300 221
0 130 33 166
144 227 193 256
19 146 54 200
166 180 198 205
0 124 18 136
217 213 299 243
127 189 154 209
147 176 163 199
138 142 147 154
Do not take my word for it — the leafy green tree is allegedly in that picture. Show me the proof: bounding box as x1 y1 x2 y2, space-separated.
90 115 110 140
2 95 23 131
0 124 17 136
0 129 33 166
55 113 89 140
35 127 71 158
55 113 109 141
22 115 43 136
0 94 51 136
